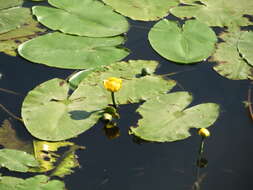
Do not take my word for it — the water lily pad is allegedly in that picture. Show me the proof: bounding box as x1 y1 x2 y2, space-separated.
171 0 253 28
0 0 23 10
0 149 38 172
238 31 253 66
32 0 129 37
130 92 220 142
0 176 24 190
75 60 177 104
0 7 30 34
211 30 253 80
21 78 108 141
0 175 65 190
18 32 129 69
101 0 179 21
148 19 217 64
22 60 176 140
0 16 46 56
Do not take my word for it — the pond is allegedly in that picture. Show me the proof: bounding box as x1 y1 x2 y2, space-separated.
0 0 253 190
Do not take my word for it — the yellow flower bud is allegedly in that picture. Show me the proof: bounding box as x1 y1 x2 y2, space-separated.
198 128 210 138
103 77 122 92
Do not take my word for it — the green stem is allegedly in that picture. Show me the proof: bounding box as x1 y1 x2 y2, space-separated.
198 137 205 160
111 92 117 108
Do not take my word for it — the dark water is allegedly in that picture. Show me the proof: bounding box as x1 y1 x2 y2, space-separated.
1 15 253 190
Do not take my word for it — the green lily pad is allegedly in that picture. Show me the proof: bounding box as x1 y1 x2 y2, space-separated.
0 149 38 172
21 78 108 141
75 60 177 104
171 0 253 28
210 30 253 80
0 176 24 190
0 0 23 10
130 92 220 142
32 0 129 37
238 31 253 66
0 16 47 56
101 0 179 21
148 19 217 64
18 32 129 69
0 175 65 190
21 60 176 140
0 7 31 34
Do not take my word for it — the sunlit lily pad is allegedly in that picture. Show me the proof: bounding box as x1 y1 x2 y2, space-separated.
22 78 108 141
148 19 217 64
101 0 179 21
130 92 220 142
32 0 129 37
0 175 65 190
0 149 38 172
22 60 176 140
0 0 23 9
0 16 46 56
210 30 253 80
18 32 129 69
0 176 24 190
238 31 253 66
0 7 30 34
171 0 253 28
75 60 177 104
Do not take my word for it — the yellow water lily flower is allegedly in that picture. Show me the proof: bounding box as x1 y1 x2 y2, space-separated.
103 77 122 92
198 128 210 138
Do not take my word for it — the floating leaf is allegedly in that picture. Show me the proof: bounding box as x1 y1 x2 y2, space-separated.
171 0 253 28
0 175 65 190
238 31 253 66
0 120 33 153
211 30 253 80
0 0 23 10
0 176 24 190
130 92 220 142
32 0 129 37
0 7 30 34
21 60 176 140
148 19 217 64
18 32 129 69
101 0 179 21
0 149 38 172
21 78 108 141
74 60 177 104
0 16 46 56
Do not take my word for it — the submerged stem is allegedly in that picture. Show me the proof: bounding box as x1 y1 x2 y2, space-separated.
0 104 23 122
